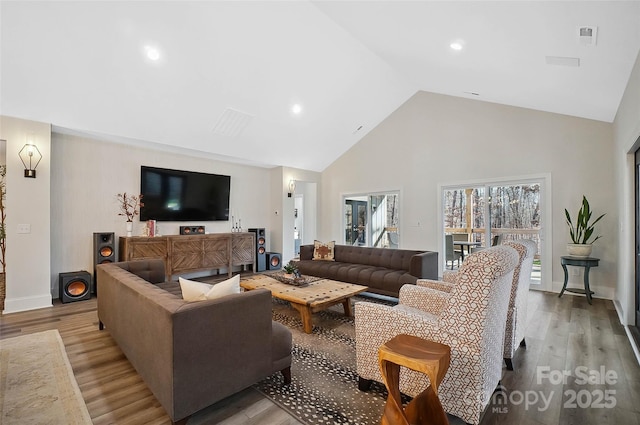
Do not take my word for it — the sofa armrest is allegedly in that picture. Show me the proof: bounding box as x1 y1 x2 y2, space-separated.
115 259 166 284
299 244 315 261
410 251 439 279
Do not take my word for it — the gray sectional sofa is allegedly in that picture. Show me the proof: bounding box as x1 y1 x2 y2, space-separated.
295 244 439 297
96 259 292 424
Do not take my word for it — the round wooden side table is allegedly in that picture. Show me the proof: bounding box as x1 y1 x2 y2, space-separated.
378 334 451 425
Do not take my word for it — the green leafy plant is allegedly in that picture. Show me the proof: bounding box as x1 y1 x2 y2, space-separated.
283 260 298 274
564 196 605 244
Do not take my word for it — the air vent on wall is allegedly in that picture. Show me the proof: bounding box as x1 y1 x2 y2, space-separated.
212 107 254 138
578 26 597 46
545 56 580 67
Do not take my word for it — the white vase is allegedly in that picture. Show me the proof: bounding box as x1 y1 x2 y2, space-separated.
567 243 592 257
126 222 133 237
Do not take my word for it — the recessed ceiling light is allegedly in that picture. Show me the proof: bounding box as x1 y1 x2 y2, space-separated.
291 103 303 115
145 45 161 61
450 42 463 51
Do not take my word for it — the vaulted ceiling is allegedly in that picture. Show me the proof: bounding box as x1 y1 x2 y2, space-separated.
2 1 639 171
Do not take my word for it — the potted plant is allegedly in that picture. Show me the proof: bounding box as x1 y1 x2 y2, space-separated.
117 193 143 236
564 195 605 257
283 260 299 279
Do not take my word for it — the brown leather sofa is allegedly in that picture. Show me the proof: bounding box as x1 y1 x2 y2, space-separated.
97 259 292 424
295 244 438 297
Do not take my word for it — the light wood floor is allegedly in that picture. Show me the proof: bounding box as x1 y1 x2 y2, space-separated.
1 291 639 425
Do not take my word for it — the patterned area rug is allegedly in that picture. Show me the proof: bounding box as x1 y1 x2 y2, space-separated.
0 329 92 424
253 296 398 425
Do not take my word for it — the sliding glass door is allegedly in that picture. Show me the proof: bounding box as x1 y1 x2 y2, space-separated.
442 178 546 288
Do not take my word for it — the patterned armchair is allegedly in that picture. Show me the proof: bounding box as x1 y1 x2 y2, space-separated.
501 240 537 369
427 240 537 371
355 246 519 425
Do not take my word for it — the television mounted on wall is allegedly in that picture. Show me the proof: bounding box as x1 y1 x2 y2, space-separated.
140 166 230 222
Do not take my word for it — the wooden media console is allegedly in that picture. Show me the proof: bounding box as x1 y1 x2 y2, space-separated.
119 232 256 279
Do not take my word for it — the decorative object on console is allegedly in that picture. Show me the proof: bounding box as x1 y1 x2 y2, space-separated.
231 215 243 232
146 220 156 237
59 270 91 303
179 225 205 235
179 274 240 302
116 192 143 236
93 232 115 295
19 139 42 178
313 240 335 261
248 228 267 272
267 252 282 270
564 195 605 257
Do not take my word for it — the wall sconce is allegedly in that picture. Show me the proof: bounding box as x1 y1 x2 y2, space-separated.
287 180 296 197
19 143 42 178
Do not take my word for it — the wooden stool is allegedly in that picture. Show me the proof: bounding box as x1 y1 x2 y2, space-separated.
378 334 451 425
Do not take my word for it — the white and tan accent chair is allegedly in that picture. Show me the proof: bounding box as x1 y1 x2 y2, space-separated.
501 240 537 370
434 240 537 371
355 245 519 425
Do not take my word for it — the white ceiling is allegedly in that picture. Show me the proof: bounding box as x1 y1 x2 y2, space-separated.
1 1 639 172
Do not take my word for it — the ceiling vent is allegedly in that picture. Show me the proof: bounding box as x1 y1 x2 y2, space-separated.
545 56 580 67
578 26 597 46
212 107 254 138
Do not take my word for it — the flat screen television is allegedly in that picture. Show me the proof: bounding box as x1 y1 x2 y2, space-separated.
140 166 230 221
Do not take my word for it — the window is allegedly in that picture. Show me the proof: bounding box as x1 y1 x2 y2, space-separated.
343 192 400 248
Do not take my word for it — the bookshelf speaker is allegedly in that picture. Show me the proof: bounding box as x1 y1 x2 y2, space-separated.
248 228 267 272
93 232 115 294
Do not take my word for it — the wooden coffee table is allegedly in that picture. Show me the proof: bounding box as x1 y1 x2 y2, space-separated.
240 274 368 333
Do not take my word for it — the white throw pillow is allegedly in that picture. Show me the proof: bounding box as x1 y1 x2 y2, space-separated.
179 274 240 302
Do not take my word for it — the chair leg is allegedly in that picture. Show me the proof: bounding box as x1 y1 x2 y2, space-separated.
520 338 527 348
358 377 373 391
504 358 514 371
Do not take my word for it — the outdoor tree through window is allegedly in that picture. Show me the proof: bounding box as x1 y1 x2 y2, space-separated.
443 181 542 285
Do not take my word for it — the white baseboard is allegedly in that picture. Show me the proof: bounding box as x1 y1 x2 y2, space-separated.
3 294 52 314
613 299 640 366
